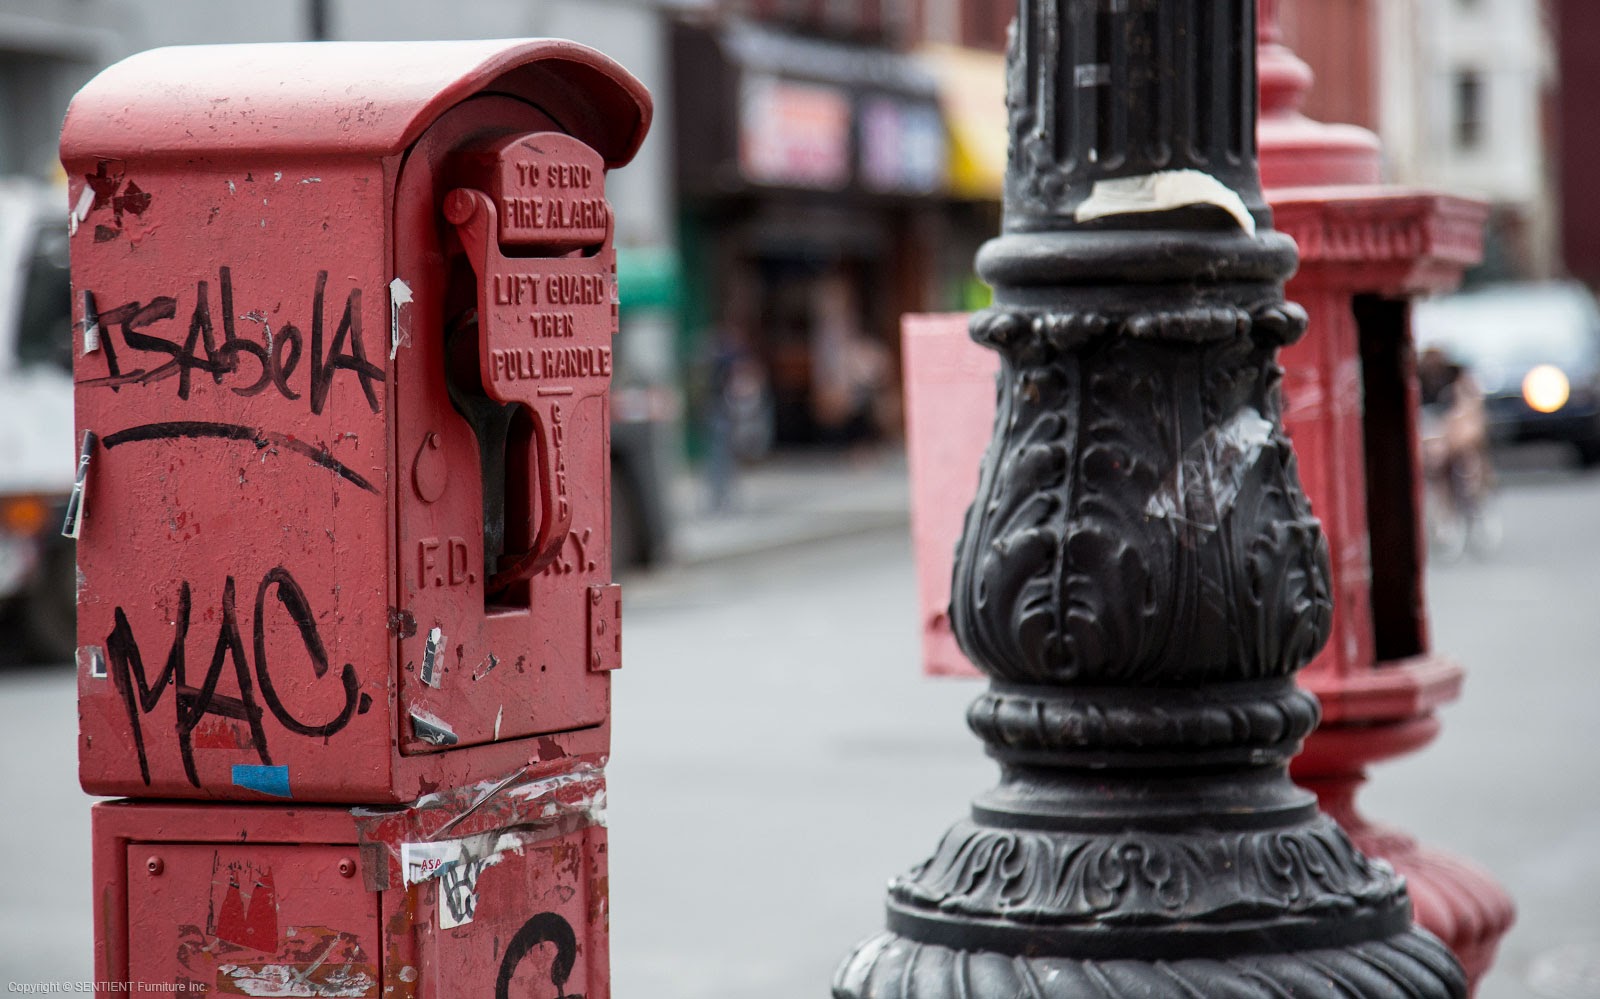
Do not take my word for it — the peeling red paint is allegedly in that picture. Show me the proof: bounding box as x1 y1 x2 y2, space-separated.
215 867 279 951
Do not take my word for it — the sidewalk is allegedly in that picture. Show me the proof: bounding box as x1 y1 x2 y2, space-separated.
665 447 912 567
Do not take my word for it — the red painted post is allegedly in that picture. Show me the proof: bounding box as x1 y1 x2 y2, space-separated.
902 4 1513 991
1258 4 1516 990
60 40 648 994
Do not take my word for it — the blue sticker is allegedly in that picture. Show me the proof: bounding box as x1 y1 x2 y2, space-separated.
232 764 292 798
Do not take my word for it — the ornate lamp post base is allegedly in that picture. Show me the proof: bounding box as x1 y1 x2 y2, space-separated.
836 3 1467 996
839 693 1462 996
840 936 1459 997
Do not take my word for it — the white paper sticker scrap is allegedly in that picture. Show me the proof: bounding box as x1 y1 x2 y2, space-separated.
401 833 525 929
69 185 94 237
61 430 96 539
390 278 414 360
81 291 101 354
1075 169 1256 236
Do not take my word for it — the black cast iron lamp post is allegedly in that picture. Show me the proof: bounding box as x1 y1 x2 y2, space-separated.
833 2 1468 996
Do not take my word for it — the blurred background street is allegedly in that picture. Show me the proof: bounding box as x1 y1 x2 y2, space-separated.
3 444 1598 999
2 0 1600 996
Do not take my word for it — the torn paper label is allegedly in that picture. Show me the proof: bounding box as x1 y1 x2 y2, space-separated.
350 760 607 892
69 185 94 237
81 291 101 354
401 838 472 887
437 850 493 928
421 627 444 688
402 832 523 928
232 764 292 798
62 430 96 539
390 278 414 360
407 833 525 882
410 709 458 747
79 645 107 679
1076 169 1257 236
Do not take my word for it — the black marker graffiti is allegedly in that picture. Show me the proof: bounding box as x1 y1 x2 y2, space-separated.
439 854 492 927
102 421 378 494
78 267 383 414
108 566 369 787
496 912 579 999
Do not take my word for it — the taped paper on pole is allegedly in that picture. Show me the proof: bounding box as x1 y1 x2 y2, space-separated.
1075 169 1257 235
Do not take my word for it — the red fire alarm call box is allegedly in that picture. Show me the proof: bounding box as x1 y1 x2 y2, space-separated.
60 40 650 802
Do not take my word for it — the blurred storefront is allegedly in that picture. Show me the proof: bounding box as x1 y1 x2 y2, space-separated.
671 17 1000 449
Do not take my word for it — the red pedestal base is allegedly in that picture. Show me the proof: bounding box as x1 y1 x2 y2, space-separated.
1296 718 1516 996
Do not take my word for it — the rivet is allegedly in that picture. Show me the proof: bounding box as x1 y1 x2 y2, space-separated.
338 858 357 879
146 857 163 876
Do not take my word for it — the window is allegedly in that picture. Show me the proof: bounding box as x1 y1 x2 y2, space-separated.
1454 69 1485 150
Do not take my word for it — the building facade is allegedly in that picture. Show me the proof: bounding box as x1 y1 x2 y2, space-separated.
666 0 1015 450
1285 0 1556 280
1551 0 1600 289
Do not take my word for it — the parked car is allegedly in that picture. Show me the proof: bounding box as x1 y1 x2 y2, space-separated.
1413 282 1600 467
0 178 75 660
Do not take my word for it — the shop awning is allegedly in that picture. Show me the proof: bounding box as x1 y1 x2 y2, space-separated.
919 44 1007 201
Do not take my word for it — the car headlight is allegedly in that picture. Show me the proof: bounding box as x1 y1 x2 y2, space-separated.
0 495 57 539
1523 364 1571 413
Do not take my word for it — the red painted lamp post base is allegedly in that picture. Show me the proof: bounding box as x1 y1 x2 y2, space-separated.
1259 2 1515 988
1298 724 1516 989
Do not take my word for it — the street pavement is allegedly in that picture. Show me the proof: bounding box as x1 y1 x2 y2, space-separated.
1 445 1597 998
1362 445 1600 999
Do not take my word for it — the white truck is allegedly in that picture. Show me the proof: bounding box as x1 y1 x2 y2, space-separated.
0 178 75 661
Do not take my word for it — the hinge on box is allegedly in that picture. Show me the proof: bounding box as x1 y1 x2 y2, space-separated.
587 583 621 672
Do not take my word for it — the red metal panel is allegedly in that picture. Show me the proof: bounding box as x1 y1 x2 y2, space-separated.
1281 284 1377 683
412 826 608 999
130 844 381 995
70 156 397 801
902 313 994 679
92 801 377 990
93 765 610 997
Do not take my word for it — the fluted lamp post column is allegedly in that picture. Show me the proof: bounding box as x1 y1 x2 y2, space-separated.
834 3 1467 997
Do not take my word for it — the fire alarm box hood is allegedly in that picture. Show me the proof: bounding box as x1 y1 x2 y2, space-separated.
61 39 651 168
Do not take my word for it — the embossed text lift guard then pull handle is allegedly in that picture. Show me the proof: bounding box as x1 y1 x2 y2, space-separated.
445 143 613 593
